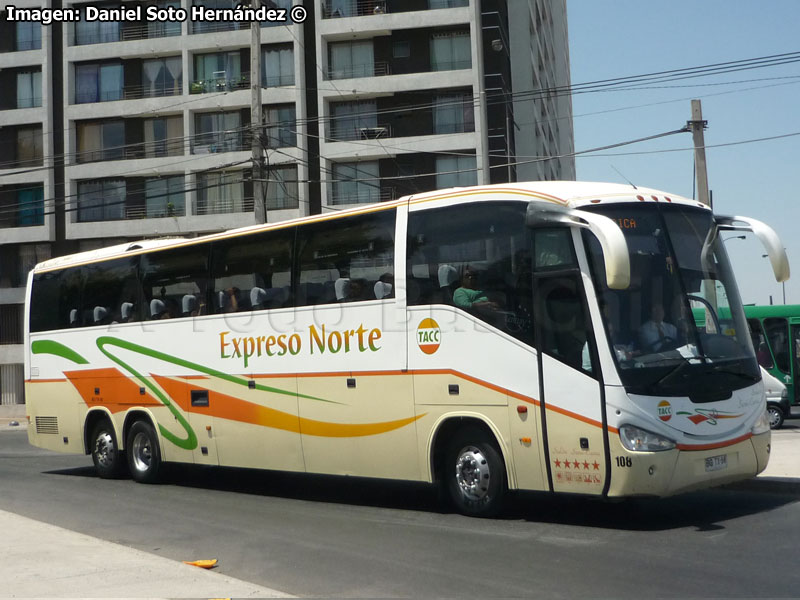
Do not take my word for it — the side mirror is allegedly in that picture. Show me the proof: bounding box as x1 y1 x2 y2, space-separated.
716 215 790 282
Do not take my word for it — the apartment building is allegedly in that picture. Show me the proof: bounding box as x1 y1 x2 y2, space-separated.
0 0 573 405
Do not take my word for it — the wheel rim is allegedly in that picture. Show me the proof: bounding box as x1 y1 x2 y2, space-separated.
94 432 115 468
454 445 491 502
768 407 782 428
131 431 153 473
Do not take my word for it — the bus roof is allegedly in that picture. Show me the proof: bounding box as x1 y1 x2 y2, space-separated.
32 181 707 273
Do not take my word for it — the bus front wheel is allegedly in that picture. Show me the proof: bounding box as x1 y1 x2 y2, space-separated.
126 420 162 484
90 422 126 479
444 428 506 517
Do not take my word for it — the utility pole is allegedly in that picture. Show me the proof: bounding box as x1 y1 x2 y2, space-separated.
688 99 710 207
251 0 265 224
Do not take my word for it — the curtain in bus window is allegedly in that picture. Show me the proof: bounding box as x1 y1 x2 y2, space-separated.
17 187 44 226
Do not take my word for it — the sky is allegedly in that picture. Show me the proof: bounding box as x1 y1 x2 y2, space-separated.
567 0 800 306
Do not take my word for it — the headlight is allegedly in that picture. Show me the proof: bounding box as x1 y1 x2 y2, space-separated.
752 409 771 435
619 424 676 452
781 388 789 400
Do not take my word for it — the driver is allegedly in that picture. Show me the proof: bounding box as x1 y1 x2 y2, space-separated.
639 303 678 352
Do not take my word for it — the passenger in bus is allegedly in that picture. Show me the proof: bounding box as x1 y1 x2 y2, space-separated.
639 303 678 352
219 287 241 312
453 268 498 311
344 278 368 302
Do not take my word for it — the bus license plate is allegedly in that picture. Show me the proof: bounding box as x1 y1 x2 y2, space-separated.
705 455 727 472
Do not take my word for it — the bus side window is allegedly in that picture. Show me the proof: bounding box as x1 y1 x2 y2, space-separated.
210 228 294 313
82 257 141 325
764 317 790 374
30 267 84 332
748 318 774 369
296 209 395 307
536 277 592 374
141 246 209 320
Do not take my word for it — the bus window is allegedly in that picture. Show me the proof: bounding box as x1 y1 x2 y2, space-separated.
764 317 790 374
748 318 774 369
296 209 395 306
30 267 83 332
141 246 209 319
535 276 593 375
82 257 141 325
406 202 533 344
211 228 294 313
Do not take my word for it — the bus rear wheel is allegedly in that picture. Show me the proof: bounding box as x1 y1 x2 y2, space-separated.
126 420 162 484
444 428 506 517
90 422 126 479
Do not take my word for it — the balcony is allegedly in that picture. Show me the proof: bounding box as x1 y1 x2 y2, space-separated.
327 61 390 80
189 76 249 94
322 0 387 18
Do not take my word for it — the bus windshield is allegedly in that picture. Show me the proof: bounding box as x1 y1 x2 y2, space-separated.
582 202 759 400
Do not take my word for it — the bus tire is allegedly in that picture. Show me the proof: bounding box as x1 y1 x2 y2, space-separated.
126 420 162 484
444 427 506 517
90 421 126 479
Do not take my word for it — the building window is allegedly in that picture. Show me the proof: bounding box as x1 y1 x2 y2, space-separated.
77 179 126 222
196 171 247 215
330 100 377 141
193 111 243 154
329 40 374 79
17 187 44 226
433 93 474 134
142 57 182 97
266 165 299 210
16 71 41 108
263 105 297 148
262 45 294 87
144 116 184 157
75 63 123 103
191 0 239 33
192 52 244 93
15 22 41 51
429 0 469 8
74 10 120 45
145 176 185 218
392 41 410 59
16 127 43 166
332 161 381 205
430 31 471 71
435 155 476 188
76 120 125 163
146 0 182 37
0 305 23 344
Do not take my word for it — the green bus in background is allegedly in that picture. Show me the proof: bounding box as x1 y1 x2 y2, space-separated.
745 305 800 408
694 304 800 406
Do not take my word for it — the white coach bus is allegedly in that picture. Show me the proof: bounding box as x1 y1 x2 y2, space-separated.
24 182 790 516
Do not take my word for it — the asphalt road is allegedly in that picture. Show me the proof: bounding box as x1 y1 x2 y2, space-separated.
2 427 800 598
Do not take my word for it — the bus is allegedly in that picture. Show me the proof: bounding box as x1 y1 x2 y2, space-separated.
24 182 790 517
744 305 800 408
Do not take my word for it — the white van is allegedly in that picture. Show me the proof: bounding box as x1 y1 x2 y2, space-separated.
762 367 790 429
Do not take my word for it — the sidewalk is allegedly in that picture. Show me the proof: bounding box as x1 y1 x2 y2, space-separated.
0 509 290 598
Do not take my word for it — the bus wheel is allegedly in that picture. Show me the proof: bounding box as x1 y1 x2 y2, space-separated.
90 422 126 479
445 428 506 517
768 405 785 430
126 420 161 484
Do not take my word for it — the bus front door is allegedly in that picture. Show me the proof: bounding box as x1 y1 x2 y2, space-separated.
534 273 608 495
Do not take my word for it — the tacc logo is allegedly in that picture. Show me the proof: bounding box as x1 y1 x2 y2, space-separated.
657 400 672 422
417 318 441 355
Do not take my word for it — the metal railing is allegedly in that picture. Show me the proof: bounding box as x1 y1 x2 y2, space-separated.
194 196 255 215
327 61 390 80
124 204 186 219
121 23 182 41
189 77 250 94
328 123 393 142
329 187 394 205
123 83 183 100
322 0 387 18
191 136 248 154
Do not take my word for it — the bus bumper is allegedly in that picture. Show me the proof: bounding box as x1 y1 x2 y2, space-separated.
608 431 770 497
